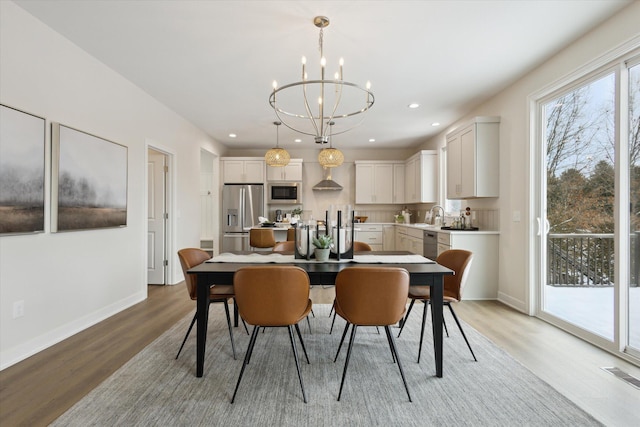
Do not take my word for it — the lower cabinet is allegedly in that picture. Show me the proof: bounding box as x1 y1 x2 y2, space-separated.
394 225 423 256
436 232 499 300
355 224 383 251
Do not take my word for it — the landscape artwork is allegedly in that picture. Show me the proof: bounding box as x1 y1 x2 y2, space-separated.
51 123 127 232
0 104 46 235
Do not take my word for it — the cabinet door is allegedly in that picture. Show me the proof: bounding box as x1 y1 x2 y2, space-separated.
375 164 394 204
243 160 265 183
404 157 417 203
355 163 375 203
266 165 283 181
418 152 438 203
459 126 476 198
223 160 246 183
383 225 395 250
447 134 462 198
393 163 405 204
283 162 302 181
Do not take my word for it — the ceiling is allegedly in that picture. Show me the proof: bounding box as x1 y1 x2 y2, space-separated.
14 0 631 150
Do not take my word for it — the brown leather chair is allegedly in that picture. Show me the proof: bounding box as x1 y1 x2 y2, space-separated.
353 241 372 251
231 266 313 403
329 241 372 333
249 228 276 250
176 248 243 360
272 240 295 252
397 249 476 363
286 227 295 241
333 267 412 402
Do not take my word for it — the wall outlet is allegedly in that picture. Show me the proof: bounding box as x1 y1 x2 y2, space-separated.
13 300 24 319
512 210 521 222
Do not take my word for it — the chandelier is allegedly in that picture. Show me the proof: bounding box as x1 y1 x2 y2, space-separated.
318 121 344 167
269 16 374 144
264 121 290 167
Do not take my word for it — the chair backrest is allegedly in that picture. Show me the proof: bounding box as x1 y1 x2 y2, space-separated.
249 228 276 249
272 241 295 252
436 249 473 301
353 241 372 251
335 267 409 326
177 248 211 300
286 228 296 241
234 266 310 326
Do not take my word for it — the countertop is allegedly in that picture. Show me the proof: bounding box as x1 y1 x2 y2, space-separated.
248 223 500 235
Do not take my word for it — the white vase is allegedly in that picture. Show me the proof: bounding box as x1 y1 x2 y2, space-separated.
314 248 330 262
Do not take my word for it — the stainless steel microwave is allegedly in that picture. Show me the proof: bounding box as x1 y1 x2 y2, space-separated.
268 182 302 204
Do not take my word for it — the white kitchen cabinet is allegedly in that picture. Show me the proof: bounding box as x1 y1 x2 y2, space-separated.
222 158 265 183
446 116 500 199
436 231 499 299
404 150 437 203
355 223 383 251
383 225 395 250
394 225 423 255
393 163 405 204
355 162 397 204
266 159 302 182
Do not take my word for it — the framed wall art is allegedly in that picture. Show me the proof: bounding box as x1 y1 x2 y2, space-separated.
0 104 46 235
51 123 128 232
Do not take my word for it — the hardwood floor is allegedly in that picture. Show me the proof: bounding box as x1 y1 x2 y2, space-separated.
1 285 639 426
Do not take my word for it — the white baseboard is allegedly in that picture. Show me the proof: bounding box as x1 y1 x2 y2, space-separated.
497 291 528 314
0 291 146 371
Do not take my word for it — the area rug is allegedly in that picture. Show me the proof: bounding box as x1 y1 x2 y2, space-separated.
52 304 602 426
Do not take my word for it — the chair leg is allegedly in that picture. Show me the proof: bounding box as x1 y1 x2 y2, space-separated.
223 300 237 360
329 299 335 316
337 325 358 401
241 318 249 335
306 315 312 334
397 298 416 338
287 325 308 403
447 303 477 361
385 325 412 402
231 326 259 403
330 310 338 334
311 308 315 318
294 323 310 364
418 300 429 364
175 312 197 359
383 323 397 363
334 322 351 362
443 313 450 337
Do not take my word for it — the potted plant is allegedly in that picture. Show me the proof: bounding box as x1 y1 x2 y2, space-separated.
291 207 303 221
312 234 333 261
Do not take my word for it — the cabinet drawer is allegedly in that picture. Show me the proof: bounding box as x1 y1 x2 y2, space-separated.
358 224 382 232
407 227 423 239
437 233 451 245
357 231 383 245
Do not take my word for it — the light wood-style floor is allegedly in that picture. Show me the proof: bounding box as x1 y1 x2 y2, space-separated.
1 285 639 426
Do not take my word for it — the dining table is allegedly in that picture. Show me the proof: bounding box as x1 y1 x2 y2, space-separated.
187 251 453 378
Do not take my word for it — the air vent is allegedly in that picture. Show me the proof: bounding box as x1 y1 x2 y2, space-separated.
601 367 640 389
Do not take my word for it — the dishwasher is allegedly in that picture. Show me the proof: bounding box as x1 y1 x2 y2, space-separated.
423 230 438 260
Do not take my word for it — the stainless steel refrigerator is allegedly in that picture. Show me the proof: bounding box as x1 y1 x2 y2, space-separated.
221 184 264 252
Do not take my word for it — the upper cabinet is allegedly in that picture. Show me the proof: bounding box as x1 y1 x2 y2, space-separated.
404 150 438 203
266 159 303 182
355 161 398 204
446 117 500 199
222 157 265 183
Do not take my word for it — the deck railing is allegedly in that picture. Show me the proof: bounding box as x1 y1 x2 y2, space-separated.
547 232 639 287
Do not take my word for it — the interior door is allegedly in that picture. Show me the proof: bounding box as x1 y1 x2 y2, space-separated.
148 149 167 285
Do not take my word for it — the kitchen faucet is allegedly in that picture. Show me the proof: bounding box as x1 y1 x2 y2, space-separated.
430 205 445 226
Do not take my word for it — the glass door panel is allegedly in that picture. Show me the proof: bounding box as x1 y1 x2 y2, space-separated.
542 72 616 341
629 62 640 351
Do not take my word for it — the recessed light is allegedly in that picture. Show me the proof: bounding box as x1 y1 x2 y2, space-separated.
431 122 440 127
229 133 237 138
294 138 302 143
369 138 376 142
408 103 420 109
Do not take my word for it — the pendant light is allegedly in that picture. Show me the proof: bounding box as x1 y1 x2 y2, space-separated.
318 121 344 167
265 121 290 167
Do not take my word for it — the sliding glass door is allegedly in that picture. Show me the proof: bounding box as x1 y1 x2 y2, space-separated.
535 51 640 360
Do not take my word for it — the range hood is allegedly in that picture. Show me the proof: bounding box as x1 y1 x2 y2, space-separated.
313 167 343 191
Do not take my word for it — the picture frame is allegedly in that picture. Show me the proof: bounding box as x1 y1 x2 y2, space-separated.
0 104 46 235
51 123 128 232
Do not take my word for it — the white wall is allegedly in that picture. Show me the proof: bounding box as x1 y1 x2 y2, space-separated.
0 2 225 369
420 2 640 313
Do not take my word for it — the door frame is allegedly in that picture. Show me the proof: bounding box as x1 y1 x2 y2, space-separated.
145 140 176 286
